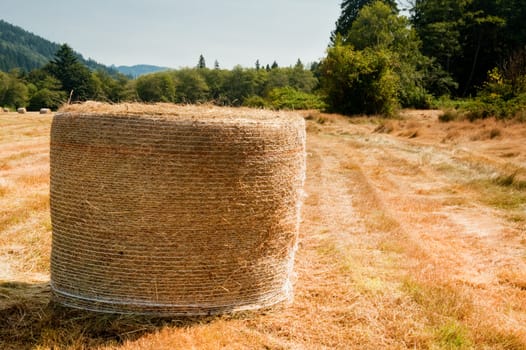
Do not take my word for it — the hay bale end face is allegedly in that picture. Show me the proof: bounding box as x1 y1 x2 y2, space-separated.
17 107 26 114
50 103 306 315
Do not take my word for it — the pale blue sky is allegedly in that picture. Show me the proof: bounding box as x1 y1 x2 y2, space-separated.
2 0 342 69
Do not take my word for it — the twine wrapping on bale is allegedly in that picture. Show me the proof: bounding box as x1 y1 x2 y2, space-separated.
50 102 306 315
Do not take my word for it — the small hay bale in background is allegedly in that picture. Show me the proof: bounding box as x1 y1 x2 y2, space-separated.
2 107 9 112
40 108 51 114
50 102 306 316
17 107 26 114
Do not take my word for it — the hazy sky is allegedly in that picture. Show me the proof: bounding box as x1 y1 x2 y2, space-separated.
2 0 341 69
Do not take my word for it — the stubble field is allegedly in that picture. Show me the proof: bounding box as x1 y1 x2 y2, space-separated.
0 109 525 349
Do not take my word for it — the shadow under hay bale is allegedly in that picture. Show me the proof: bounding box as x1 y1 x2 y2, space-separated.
0 281 209 349
50 103 306 316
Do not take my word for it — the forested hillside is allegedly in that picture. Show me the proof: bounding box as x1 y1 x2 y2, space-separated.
0 20 59 71
0 20 114 73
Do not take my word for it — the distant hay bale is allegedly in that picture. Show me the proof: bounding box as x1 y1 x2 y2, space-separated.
40 108 51 114
17 107 26 114
50 102 306 315
2 107 9 112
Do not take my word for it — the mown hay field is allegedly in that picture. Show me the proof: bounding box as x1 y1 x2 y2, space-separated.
0 108 525 349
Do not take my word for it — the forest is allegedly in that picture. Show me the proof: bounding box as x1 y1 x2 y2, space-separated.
0 0 525 120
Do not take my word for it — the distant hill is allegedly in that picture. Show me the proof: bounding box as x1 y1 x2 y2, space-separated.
114 64 170 77
0 19 117 74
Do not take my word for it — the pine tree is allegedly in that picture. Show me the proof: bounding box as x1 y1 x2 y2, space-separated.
271 61 279 69
214 60 220 69
412 0 511 95
255 59 261 70
198 54 206 69
45 43 94 101
295 59 304 69
330 0 398 44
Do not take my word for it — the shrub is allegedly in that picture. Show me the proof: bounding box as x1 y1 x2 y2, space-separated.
266 87 326 110
242 95 268 108
28 88 66 111
320 43 399 116
172 69 209 103
135 73 175 102
438 109 460 122
460 67 526 120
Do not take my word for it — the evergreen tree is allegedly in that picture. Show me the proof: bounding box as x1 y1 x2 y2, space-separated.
214 60 220 70
330 0 398 44
198 54 206 69
45 44 94 101
412 0 510 95
295 59 304 70
271 61 279 69
255 59 261 70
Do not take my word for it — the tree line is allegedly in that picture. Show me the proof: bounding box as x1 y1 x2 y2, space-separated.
321 0 526 117
1 0 525 119
0 43 324 111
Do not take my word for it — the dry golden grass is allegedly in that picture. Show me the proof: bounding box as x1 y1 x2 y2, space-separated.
0 108 525 349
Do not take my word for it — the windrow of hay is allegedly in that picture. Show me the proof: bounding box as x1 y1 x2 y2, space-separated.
50 103 306 316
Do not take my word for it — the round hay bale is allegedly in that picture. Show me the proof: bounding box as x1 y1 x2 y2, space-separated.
17 107 26 114
50 102 306 315
40 108 51 114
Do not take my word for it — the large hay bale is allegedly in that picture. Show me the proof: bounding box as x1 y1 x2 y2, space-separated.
50 103 306 315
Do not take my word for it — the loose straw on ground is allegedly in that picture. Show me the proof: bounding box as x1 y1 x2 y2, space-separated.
50 102 306 315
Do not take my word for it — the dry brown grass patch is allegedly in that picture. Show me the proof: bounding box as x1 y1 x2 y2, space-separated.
498 268 526 290
2 109 526 349
374 120 397 134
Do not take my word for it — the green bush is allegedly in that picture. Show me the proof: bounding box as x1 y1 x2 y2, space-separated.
433 68 526 121
136 73 175 103
459 68 526 120
460 93 526 120
242 95 268 108
320 43 399 116
266 87 326 110
28 88 66 111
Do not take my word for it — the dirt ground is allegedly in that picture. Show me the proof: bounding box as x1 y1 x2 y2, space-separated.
0 109 525 349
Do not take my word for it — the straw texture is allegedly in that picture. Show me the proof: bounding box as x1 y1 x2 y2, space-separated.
50 103 306 315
